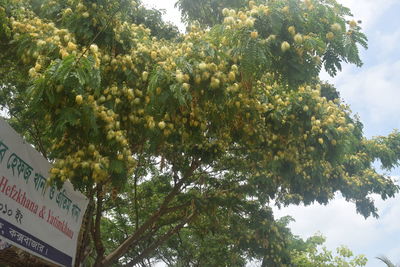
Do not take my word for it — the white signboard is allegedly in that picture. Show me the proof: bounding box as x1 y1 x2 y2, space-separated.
0 118 89 266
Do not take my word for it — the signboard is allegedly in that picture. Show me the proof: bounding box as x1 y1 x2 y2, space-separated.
0 118 89 266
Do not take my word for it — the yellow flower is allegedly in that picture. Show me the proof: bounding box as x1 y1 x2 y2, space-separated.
326 32 334 40
75 95 83 105
34 63 41 72
28 68 36 77
67 41 77 51
210 78 220 88
349 20 357 28
228 71 236 81
90 44 98 53
64 8 72 15
331 23 342 32
281 41 290 52
288 26 296 35
224 17 235 25
294 33 303 44
199 62 207 71
158 121 166 130
244 19 254 27
176 73 184 83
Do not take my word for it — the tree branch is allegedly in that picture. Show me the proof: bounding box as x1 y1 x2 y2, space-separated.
126 212 196 267
74 189 95 267
92 184 105 266
101 158 199 266
31 118 48 159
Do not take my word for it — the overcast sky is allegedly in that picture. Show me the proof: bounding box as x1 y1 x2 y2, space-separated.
306 1 400 265
142 0 400 266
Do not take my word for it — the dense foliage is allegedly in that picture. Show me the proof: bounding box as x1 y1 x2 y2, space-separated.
152 215 368 267
1 0 400 266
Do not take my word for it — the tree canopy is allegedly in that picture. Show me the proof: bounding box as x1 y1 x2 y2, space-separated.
1 0 400 266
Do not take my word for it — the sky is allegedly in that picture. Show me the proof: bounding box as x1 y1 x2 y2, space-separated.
142 0 400 266
291 0 400 265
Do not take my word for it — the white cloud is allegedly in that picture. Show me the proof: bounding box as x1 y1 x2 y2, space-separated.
284 2 400 264
328 60 400 137
373 29 400 60
142 0 185 31
274 184 400 266
336 0 397 30
321 0 400 137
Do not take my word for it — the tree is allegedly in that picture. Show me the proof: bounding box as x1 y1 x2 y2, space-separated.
154 215 368 267
175 0 247 28
291 236 367 267
1 0 400 266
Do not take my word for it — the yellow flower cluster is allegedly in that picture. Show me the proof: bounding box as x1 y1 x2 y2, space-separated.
7 0 366 197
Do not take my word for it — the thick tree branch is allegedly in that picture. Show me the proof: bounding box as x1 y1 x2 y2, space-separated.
134 155 145 231
101 158 199 266
93 184 106 266
74 189 95 267
126 212 196 267
163 202 191 214
125 201 192 250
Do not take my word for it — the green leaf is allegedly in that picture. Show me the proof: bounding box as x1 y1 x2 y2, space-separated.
110 159 125 174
